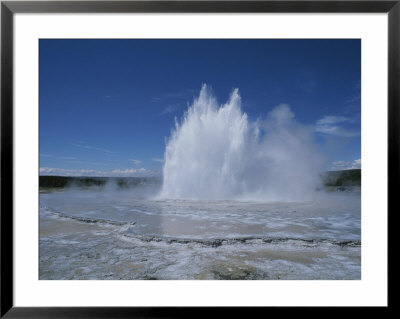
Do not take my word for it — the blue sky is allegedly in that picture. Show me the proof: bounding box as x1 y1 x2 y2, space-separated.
39 39 361 176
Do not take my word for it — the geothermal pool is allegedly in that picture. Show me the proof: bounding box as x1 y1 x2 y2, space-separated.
39 187 360 280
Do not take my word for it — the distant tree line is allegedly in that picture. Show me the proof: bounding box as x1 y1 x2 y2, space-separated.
38 176 155 189
40 169 361 189
321 169 361 186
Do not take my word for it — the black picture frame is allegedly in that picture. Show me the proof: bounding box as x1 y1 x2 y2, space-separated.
1 0 396 317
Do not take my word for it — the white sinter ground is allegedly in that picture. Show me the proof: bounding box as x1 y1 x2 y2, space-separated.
39 186 360 280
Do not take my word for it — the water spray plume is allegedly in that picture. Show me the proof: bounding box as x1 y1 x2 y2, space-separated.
160 85 326 201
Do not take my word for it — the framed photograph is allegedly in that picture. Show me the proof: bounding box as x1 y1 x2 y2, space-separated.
1 0 395 316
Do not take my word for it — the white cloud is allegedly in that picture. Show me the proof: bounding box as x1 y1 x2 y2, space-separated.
40 167 157 177
330 158 361 171
152 158 164 163
111 168 147 175
129 159 142 165
315 115 359 137
40 167 105 177
316 116 352 125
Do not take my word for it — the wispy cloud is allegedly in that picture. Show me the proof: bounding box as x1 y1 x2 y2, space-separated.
40 167 105 177
298 80 317 94
316 116 353 125
353 80 361 90
40 155 106 166
330 158 361 171
111 168 147 175
129 159 142 165
152 158 164 163
71 143 113 154
59 156 78 160
64 160 106 166
315 115 359 137
345 94 361 104
160 104 180 116
151 88 197 103
164 90 197 99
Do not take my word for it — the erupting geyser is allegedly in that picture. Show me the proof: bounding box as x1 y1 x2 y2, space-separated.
160 85 326 201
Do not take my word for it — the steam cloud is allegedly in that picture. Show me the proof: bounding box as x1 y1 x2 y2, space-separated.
160 85 327 201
